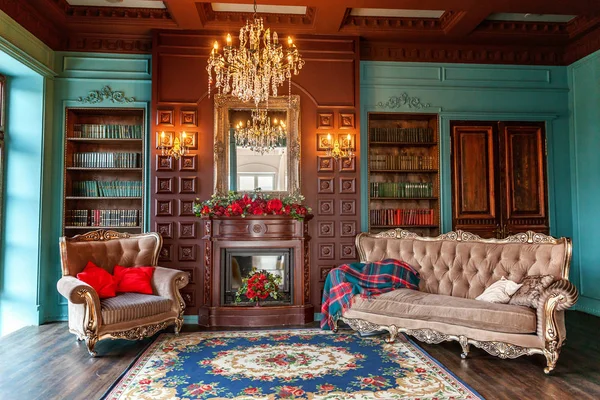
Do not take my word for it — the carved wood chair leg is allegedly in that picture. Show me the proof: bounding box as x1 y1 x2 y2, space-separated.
174 318 183 336
332 319 339 333
544 348 560 374
459 336 470 359
85 337 98 357
385 326 399 343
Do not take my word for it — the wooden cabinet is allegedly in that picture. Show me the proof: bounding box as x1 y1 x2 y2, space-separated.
367 112 440 235
62 108 146 236
450 121 548 238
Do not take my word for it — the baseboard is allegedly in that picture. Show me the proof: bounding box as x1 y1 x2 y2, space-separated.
183 315 199 324
314 312 323 321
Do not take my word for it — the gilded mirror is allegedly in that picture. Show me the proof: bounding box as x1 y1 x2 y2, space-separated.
214 95 300 196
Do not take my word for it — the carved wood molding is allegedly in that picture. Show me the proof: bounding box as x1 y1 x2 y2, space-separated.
65 35 152 54
197 3 316 27
0 0 64 49
360 41 564 65
342 15 442 31
476 20 568 36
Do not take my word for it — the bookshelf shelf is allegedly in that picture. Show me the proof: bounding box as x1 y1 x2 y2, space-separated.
62 107 146 235
368 112 440 234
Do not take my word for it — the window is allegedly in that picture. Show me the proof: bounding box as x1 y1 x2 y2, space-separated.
0 74 4 239
237 172 275 191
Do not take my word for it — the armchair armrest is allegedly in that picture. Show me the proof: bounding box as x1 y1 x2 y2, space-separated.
152 266 189 314
57 276 101 307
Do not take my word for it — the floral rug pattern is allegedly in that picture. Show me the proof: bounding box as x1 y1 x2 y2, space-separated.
104 329 483 399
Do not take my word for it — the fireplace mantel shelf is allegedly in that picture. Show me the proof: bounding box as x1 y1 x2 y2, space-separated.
200 215 314 327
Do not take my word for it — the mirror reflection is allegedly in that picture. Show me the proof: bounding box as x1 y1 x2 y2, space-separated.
228 108 289 192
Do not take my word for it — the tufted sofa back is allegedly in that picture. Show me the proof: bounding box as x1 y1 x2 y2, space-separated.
356 230 571 299
60 230 161 276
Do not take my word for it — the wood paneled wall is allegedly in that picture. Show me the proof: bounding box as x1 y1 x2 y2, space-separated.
151 32 360 316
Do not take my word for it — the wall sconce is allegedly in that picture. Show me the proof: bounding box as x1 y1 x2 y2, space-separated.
158 131 188 160
325 133 354 160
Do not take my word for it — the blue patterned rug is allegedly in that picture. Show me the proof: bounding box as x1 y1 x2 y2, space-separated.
103 329 483 399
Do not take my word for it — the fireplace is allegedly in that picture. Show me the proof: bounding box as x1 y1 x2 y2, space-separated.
200 214 313 327
222 248 293 305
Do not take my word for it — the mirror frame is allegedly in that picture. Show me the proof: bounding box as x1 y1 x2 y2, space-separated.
213 94 301 196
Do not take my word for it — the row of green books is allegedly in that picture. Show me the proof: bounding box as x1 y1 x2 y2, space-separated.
72 152 141 168
72 180 142 197
369 127 434 143
370 182 434 198
370 208 435 226
370 154 435 171
66 209 140 227
72 124 143 139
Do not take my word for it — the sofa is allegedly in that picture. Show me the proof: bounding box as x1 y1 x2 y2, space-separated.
336 229 578 373
57 230 189 356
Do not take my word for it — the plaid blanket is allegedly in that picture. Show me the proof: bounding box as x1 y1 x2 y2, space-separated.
320 259 420 330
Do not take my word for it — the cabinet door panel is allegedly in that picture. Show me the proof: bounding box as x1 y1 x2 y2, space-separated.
500 122 548 234
450 123 498 238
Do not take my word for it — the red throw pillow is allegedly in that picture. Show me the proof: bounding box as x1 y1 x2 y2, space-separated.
113 265 155 295
76 261 117 299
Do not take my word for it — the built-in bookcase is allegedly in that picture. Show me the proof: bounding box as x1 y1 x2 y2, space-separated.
367 112 440 235
62 108 145 235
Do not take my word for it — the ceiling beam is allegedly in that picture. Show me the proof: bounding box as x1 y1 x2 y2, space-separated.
312 5 348 34
443 9 491 38
164 0 203 29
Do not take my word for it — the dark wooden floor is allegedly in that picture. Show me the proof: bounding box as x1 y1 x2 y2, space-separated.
0 311 598 399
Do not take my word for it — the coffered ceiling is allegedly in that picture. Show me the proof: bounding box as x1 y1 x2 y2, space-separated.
3 0 600 64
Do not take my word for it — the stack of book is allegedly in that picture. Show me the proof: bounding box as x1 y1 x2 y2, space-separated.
370 208 435 226
66 209 140 227
72 152 141 168
72 180 142 197
369 154 434 170
72 124 142 139
370 182 434 198
369 127 434 143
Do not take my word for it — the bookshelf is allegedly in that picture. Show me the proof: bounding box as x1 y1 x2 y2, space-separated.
62 108 145 235
367 112 440 234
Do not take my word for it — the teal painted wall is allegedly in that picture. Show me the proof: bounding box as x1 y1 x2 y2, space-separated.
0 51 47 336
568 50 600 317
360 61 573 245
44 52 152 322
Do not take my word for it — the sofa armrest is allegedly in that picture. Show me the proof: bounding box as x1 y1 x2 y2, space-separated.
152 266 189 313
539 279 579 311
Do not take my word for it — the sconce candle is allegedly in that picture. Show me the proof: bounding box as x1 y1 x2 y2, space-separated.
158 131 189 160
325 133 354 161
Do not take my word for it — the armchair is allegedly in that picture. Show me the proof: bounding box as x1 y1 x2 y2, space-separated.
57 230 189 356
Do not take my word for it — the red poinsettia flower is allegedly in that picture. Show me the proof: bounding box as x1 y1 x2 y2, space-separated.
201 206 210 214
267 198 283 213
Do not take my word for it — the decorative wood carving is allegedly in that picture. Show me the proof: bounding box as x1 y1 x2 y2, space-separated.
179 177 197 194
339 113 355 129
180 109 197 127
182 131 198 150
155 222 173 239
340 221 357 237
156 199 173 216
156 177 174 194
338 133 356 150
318 243 335 260
340 243 356 260
178 244 197 262
77 85 135 104
317 156 334 172
179 222 197 239
179 200 195 216
156 155 173 171
317 113 334 129
65 36 153 53
319 266 334 282
318 199 334 215
376 93 431 110
159 244 172 262
179 155 197 171
181 290 196 308
340 199 356 216
318 177 334 194
316 133 331 151
179 266 196 285
156 109 174 126
200 215 313 327
318 221 335 238
339 177 356 194
339 156 356 172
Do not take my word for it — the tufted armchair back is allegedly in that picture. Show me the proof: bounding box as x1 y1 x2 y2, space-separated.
59 230 161 277
356 230 571 299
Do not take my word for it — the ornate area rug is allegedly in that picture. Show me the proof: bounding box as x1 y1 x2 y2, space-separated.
103 329 483 399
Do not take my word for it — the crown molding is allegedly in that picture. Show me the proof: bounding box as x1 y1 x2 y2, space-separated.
65 34 152 54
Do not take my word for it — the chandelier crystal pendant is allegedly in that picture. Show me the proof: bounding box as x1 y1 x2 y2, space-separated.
206 0 304 107
233 109 287 155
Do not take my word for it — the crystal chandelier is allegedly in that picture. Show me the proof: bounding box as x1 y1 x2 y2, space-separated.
233 109 287 154
206 0 304 107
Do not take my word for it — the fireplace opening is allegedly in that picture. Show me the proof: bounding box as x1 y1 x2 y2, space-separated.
221 248 293 306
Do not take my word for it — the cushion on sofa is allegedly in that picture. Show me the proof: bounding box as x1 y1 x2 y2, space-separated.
348 288 537 334
475 277 522 304
509 274 555 308
100 292 172 325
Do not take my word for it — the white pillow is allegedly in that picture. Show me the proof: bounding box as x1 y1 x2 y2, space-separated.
475 277 523 304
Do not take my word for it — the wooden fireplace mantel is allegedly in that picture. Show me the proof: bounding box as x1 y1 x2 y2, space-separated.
199 215 314 327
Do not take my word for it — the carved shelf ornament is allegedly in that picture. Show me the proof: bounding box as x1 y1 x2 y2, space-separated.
77 85 135 104
376 93 431 110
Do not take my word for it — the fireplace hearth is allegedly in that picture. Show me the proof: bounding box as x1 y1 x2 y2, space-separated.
200 214 313 327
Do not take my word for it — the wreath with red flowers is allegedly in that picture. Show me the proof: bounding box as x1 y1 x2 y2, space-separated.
235 269 282 304
194 189 311 220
